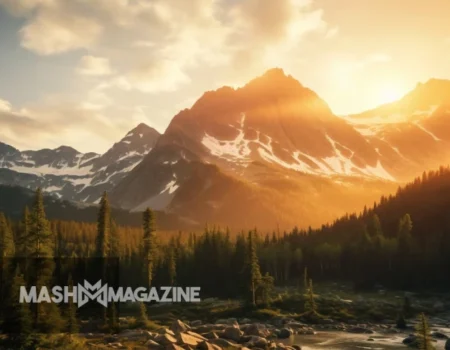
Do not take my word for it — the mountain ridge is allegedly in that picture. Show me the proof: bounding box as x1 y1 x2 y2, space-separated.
2 69 450 229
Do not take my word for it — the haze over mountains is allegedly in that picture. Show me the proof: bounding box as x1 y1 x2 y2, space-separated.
2 69 450 229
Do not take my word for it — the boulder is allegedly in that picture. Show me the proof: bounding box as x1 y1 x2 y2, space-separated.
145 339 163 349
166 345 185 350
402 335 418 347
203 331 219 340
209 338 241 348
445 338 450 350
431 331 448 339
216 318 239 326
157 328 176 336
222 326 243 342
191 320 203 327
195 324 227 333
171 320 191 334
186 331 207 341
197 341 222 350
245 336 268 348
277 328 293 339
155 333 177 346
244 324 270 337
177 332 202 347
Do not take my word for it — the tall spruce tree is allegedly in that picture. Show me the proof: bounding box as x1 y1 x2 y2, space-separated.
95 192 111 324
28 188 54 258
3 268 33 348
95 192 111 258
143 208 157 288
27 188 64 333
65 275 79 334
303 267 308 293
247 230 262 306
137 302 148 327
305 279 317 314
415 313 435 350
0 212 15 258
168 246 177 286
16 206 31 258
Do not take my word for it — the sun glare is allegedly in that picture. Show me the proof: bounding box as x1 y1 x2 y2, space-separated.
376 85 405 105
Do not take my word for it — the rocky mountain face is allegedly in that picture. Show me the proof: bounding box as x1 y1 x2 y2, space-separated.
3 70 450 230
0 123 160 203
347 79 450 181
110 69 408 228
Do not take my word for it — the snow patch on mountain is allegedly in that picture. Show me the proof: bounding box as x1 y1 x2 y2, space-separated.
8 163 94 176
414 122 441 141
160 179 179 194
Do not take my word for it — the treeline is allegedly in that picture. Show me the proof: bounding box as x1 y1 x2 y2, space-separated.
0 188 274 347
2 166 450 345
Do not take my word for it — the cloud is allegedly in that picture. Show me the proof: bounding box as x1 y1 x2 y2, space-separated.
77 56 113 76
0 99 12 112
0 0 332 151
20 14 103 55
0 97 124 152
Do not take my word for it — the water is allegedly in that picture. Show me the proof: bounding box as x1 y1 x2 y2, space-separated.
278 330 448 350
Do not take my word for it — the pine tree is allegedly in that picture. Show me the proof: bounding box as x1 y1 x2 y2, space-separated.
305 279 317 314
259 272 274 305
16 206 31 257
168 246 177 286
110 219 120 257
396 312 406 329
0 212 15 299
3 268 33 347
28 188 54 258
247 230 262 306
95 192 111 323
27 188 64 333
95 192 111 258
367 214 383 237
108 302 119 333
303 267 308 293
0 212 16 258
143 208 157 288
137 302 148 327
65 275 79 334
403 296 413 318
414 313 435 350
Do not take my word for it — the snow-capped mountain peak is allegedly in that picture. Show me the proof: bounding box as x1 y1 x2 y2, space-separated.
0 123 160 203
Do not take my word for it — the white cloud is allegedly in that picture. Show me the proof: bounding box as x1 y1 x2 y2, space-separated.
77 56 113 76
20 10 103 55
0 97 123 152
0 0 332 151
0 99 12 112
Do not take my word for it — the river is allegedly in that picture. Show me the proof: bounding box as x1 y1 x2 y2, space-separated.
279 330 449 350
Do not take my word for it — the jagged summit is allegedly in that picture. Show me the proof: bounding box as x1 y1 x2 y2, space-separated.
54 145 79 153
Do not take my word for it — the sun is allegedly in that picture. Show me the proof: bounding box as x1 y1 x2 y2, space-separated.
376 85 405 105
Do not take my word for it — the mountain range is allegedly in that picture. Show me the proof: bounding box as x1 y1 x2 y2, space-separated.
2 69 450 229
0 123 160 203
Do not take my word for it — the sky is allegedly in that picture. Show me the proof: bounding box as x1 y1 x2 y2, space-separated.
0 0 450 153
